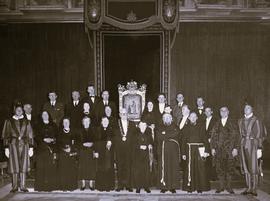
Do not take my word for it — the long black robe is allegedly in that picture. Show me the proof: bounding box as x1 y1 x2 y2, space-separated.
156 123 180 190
77 127 96 180
181 122 210 192
132 128 153 189
95 125 115 191
57 129 78 191
114 119 136 189
34 121 58 191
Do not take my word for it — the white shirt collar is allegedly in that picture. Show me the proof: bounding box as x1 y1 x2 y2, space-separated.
221 117 228 126
51 101 56 106
178 102 183 107
198 106 204 110
26 113 31 120
12 115 24 120
206 116 212 120
245 113 253 119
43 120 49 124
159 103 165 113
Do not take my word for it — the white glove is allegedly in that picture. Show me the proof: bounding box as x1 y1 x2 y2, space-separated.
106 141 112 150
182 155 186 160
232 149 238 157
28 147 34 157
257 149 262 159
204 152 210 158
93 152 99 158
211 149 216 156
5 148 9 158
83 142 93 147
140 145 147 150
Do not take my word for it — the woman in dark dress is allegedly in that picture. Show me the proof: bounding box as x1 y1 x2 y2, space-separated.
132 121 153 193
77 116 97 190
181 112 210 193
34 111 58 191
57 117 78 191
95 117 115 191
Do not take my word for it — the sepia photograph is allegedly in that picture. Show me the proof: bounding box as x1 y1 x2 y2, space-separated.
0 0 270 200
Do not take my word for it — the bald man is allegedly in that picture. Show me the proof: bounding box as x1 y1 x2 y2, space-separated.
210 107 239 194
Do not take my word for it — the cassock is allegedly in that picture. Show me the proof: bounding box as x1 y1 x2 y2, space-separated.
181 122 210 192
57 129 78 191
132 128 153 189
43 101 65 127
2 117 34 174
238 114 266 191
141 110 158 186
96 100 117 124
77 127 97 181
204 115 217 180
95 125 115 191
156 123 180 190
114 119 136 189
66 100 83 130
34 121 58 191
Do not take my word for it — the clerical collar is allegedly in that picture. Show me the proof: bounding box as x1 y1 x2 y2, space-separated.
13 115 24 120
178 102 184 106
245 113 253 119
63 128 70 133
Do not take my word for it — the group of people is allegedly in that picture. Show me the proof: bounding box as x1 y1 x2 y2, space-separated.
1 84 267 196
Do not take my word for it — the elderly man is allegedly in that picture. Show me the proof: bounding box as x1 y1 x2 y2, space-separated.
238 104 266 196
211 106 239 194
156 110 180 193
114 108 136 192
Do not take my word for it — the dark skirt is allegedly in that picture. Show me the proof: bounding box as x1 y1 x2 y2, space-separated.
78 148 96 180
34 150 58 191
95 141 115 191
58 152 78 191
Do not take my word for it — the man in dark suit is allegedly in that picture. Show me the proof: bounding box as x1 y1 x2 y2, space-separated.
82 84 100 110
195 97 205 123
204 107 217 180
172 93 185 125
66 90 82 131
154 93 168 126
96 90 116 124
43 91 65 127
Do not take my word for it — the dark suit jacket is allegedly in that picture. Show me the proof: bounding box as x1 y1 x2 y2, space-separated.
172 103 185 125
95 100 117 124
43 101 65 127
204 116 217 140
66 101 83 130
153 103 169 126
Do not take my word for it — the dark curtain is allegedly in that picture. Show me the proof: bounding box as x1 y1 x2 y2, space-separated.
0 23 94 120
171 22 270 124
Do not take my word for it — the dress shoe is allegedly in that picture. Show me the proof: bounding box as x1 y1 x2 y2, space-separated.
115 188 122 192
136 188 140 193
197 190 202 193
145 188 151 193
226 188 235 194
241 189 251 195
80 186 85 191
20 188 29 192
89 187 95 191
10 188 18 193
215 189 224 193
160 189 167 193
170 189 176 193
251 190 257 196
